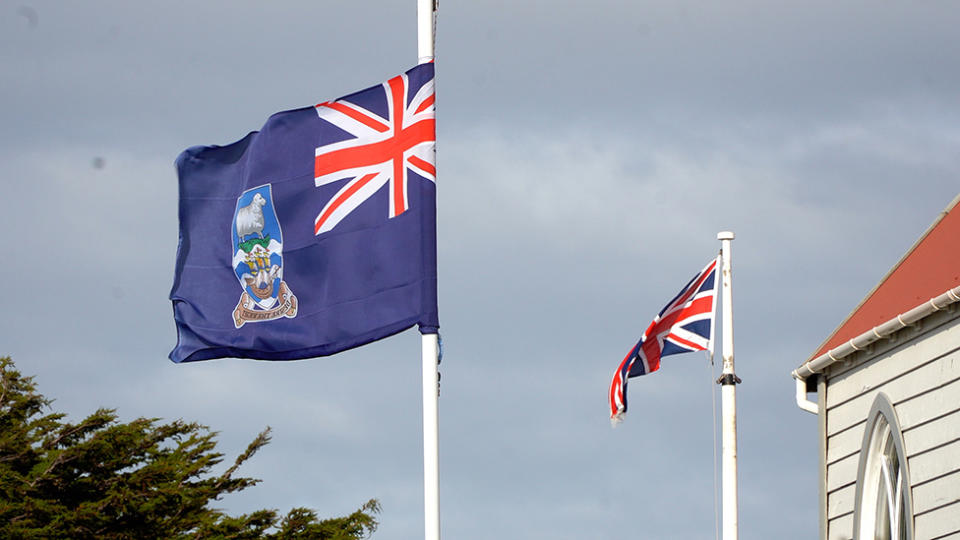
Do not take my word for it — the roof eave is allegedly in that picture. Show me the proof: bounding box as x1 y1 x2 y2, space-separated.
806 194 960 360
792 284 960 381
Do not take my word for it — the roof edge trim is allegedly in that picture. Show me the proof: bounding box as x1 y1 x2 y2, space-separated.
792 284 960 381
807 194 960 361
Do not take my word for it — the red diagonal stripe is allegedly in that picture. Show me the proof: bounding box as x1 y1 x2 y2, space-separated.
666 333 704 351
320 101 389 133
407 155 436 177
314 172 379 234
414 94 435 115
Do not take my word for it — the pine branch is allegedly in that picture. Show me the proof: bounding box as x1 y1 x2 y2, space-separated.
214 426 271 491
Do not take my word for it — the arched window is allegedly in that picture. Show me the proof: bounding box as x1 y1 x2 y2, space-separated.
853 393 913 540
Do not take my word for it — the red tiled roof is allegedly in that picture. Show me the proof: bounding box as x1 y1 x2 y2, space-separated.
808 194 960 361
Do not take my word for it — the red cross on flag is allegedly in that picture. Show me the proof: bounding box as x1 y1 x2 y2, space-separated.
313 68 436 235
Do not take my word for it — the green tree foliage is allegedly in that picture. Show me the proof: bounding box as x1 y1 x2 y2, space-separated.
0 357 379 539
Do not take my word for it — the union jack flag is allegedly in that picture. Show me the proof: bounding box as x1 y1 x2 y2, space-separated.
609 257 720 424
313 63 436 235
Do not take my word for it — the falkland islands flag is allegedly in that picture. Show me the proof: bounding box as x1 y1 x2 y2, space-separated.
170 63 438 363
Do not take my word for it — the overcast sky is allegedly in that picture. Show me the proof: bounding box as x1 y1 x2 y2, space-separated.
2 1 959 538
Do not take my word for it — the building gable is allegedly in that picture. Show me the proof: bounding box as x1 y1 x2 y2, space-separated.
809 194 960 361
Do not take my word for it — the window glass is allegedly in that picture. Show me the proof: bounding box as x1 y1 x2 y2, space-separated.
854 394 912 540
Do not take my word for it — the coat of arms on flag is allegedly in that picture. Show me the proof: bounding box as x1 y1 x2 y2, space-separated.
231 184 297 328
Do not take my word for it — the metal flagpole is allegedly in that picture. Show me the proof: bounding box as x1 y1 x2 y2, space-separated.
421 333 440 540
418 2 440 540
717 231 739 540
418 0 436 64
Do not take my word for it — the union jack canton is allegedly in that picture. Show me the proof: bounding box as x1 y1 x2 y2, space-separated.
313 64 436 234
609 257 719 424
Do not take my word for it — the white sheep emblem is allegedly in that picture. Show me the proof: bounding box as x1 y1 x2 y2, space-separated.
236 193 267 242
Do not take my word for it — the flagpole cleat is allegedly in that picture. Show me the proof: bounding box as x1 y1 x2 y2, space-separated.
716 373 742 386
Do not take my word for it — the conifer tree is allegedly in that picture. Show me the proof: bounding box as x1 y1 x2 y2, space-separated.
0 356 379 539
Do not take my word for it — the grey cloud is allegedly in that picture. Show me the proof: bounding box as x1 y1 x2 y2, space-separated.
2 1 959 538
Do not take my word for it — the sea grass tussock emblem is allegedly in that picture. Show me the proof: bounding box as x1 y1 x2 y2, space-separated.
231 185 297 328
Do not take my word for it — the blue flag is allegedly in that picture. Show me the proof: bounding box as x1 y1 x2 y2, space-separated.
170 63 438 363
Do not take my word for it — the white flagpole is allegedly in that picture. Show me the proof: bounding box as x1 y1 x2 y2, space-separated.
418 2 439 540
421 333 440 540
418 0 436 64
717 231 739 540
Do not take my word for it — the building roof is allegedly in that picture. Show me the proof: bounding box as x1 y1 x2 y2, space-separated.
807 194 960 362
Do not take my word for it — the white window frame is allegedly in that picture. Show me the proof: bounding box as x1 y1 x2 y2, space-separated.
853 393 914 540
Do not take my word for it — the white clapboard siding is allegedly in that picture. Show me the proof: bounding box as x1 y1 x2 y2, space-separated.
896 377 960 433
902 406 960 457
826 317 960 407
826 452 859 493
826 421 865 464
912 469 960 515
826 347 960 437
821 312 960 539
827 483 856 519
907 439 960 486
827 512 853 540
825 372 960 468
915 500 960 540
